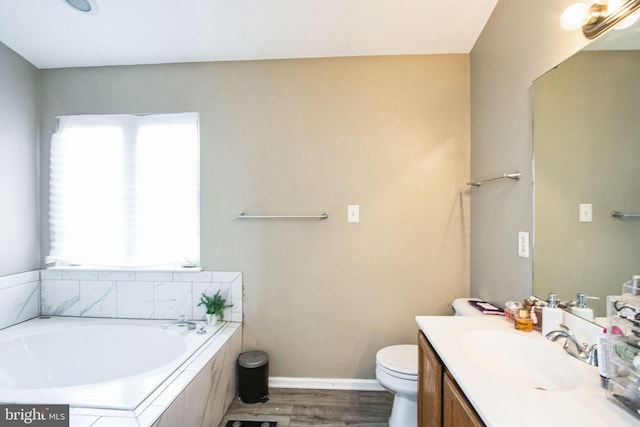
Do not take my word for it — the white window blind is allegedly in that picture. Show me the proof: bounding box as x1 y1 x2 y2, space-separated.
47 113 200 268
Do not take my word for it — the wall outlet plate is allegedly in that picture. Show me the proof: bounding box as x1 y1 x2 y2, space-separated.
579 203 593 222
518 231 530 258
347 205 359 223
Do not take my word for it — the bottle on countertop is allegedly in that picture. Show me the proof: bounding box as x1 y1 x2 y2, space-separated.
570 293 595 322
630 275 640 296
542 293 563 336
527 297 544 332
504 301 522 323
514 300 534 332
596 328 609 387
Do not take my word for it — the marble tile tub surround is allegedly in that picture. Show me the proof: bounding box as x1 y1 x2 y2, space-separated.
0 270 40 329
40 270 243 322
68 322 242 427
148 323 242 427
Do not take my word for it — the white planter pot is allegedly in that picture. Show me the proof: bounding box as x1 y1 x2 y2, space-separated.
206 313 222 325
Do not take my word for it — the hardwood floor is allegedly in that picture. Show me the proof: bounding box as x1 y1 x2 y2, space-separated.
218 388 394 427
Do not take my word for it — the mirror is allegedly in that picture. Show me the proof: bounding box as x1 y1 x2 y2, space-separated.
532 21 640 319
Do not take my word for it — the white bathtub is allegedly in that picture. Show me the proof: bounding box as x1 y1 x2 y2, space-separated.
0 316 224 411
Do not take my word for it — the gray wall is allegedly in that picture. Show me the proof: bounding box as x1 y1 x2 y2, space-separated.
469 0 589 304
39 55 470 378
6 0 600 377
0 43 40 276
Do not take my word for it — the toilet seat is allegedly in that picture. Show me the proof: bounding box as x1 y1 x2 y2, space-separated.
376 345 418 379
377 363 418 381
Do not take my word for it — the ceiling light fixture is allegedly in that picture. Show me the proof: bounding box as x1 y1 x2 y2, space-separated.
62 0 98 15
560 0 640 38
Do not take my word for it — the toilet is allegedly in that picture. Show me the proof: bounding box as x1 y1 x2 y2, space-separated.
450 297 486 317
376 344 418 427
375 298 480 427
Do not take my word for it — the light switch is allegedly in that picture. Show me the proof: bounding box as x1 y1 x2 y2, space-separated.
518 231 530 258
579 203 593 223
347 205 359 223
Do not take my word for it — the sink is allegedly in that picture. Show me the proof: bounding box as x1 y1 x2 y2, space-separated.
461 330 585 391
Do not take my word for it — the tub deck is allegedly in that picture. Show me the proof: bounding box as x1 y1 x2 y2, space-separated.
0 317 242 427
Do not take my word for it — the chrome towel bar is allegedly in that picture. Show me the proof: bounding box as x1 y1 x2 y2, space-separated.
611 211 640 218
466 172 521 187
238 212 329 220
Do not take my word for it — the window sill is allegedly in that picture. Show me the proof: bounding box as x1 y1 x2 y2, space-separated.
44 266 203 273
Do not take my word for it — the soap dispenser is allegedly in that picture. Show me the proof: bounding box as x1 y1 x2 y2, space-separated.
570 293 594 322
542 293 563 336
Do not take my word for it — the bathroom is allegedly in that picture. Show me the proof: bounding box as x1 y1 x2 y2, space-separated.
0 0 637 426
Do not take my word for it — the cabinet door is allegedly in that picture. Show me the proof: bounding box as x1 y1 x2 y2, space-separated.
418 331 442 427
442 371 485 427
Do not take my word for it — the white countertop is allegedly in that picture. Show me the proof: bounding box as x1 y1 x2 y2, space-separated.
416 316 640 427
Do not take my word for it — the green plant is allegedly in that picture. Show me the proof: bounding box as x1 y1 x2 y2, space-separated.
198 291 232 321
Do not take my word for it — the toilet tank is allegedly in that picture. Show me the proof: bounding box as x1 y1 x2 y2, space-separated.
451 298 486 316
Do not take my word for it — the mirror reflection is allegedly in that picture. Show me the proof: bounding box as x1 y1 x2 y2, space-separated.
532 22 640 318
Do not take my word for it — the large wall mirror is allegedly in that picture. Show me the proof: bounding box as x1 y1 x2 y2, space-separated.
533 22 640 318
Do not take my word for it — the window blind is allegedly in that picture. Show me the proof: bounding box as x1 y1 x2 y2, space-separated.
47 113 200 268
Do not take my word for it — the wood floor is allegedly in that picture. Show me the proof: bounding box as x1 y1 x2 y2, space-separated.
217 388 394 427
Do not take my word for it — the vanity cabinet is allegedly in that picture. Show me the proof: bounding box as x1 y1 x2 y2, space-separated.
418 330 442 427
418 331 485 427
442 372 484 427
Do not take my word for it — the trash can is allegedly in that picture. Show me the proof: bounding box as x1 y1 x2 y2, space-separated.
237 350 269 403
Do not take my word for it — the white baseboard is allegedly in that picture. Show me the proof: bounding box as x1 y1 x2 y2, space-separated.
269 377 385 391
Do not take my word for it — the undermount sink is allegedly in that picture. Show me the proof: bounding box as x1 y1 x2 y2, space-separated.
461 330 585 391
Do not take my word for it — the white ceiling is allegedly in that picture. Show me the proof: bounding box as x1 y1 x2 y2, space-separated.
0 0 498 69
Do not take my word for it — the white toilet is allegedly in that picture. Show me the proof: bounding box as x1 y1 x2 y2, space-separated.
375 298 481 427
450 297 485 317
376 344 418 427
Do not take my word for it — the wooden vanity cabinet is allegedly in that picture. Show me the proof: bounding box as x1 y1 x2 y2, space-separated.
418 331 485 427
442 372 484 427
418 329 442 427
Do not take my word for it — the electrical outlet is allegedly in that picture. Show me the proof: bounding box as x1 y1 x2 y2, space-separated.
518 231 530 258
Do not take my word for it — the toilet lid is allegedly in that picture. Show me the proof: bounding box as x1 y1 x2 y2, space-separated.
376 345 418 376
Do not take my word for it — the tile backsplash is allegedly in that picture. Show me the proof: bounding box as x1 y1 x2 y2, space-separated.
0 270 40 329
41 269 243 322
0 269 242 329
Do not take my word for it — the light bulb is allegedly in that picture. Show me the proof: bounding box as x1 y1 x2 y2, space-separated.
561 3 592 31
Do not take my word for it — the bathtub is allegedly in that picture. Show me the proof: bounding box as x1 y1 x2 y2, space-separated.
0 316 241 425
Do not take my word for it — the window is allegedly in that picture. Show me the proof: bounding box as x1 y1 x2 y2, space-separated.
47 113 200 269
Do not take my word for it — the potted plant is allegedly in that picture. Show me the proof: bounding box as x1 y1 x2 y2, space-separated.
198 291 232 324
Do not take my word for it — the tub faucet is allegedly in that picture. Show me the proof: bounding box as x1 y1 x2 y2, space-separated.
162 315 196 330
545 324 598 366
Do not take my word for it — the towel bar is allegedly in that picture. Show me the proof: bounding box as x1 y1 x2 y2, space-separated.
238 212 329 220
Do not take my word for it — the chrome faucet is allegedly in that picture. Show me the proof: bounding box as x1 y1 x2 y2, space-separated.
162 315 196 330
545 324 598 366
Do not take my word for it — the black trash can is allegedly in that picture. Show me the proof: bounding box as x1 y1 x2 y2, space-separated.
237 350 269 403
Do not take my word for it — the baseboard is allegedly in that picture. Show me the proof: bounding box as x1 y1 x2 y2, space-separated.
269 377 385 391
